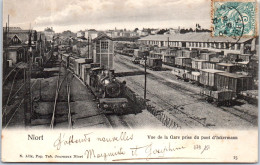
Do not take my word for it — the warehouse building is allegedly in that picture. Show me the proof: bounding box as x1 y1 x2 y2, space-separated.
138 32 256 55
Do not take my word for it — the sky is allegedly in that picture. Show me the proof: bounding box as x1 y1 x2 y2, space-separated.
3 0 211 33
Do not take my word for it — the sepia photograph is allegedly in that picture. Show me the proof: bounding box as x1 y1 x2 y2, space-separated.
1 0 259 163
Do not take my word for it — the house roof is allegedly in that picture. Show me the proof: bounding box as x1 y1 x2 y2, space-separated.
92 34 113 41
139 32 253 43
3 27 22 31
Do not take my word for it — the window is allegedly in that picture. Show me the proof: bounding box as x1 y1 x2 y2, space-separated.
101 41 108 49
237 44 241 50
215 43 219 49
225 43 229 49
231 44 235 50
220 43 224 49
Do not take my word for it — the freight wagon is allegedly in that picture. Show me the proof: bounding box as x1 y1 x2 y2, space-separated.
182 50 198 58
163 55 175 66
167 48 179 56
200 53 218 61
147 58 162 70
240 90 258 104
74 58 93 76
226 53 239 62
81 63 100 84
61 54 70 68
186 71 200 83
151 52 162 59
202 61 217 69
176 49 183 57
215 72 253 93
216 63 238 73
134 49 149 58
139 58 162 71
171 68 189 80
238 54 252 61
200 88 236 106
199 69 225 89
68 56 78 71
192 59 207 70
175 57 192 69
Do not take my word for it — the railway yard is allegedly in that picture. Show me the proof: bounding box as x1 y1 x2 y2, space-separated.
3 51 257 130
2 29 258 130
114 54 257 129
3 57 165 129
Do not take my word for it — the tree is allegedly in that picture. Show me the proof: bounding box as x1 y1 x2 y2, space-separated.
157 29 168 34
33 31 37 42
134 28 139 32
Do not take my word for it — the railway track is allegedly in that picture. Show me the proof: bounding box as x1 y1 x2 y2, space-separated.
3 79 38 129
115 54 257 127
105 114 132 129
115 56 206 127
50 61 74 129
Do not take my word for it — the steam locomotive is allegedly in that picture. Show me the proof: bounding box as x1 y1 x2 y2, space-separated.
61 54 129 114
90 68 128 114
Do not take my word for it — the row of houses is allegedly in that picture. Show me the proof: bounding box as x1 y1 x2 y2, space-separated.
77 28 182 40
77 29 141 39
3 26 53 72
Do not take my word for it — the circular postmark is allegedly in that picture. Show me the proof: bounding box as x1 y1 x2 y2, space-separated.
212 2 247 49
211 1 256 51
213 3 245 38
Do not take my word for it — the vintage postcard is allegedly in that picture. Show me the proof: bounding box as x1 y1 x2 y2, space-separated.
1 0 258 163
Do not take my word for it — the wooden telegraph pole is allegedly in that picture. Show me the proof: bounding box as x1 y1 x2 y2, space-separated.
88 36 90 58
144 51 147 101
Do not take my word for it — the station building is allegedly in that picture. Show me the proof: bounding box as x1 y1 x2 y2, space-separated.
138 32 257 55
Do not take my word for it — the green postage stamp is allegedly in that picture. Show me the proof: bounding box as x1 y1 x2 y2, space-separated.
212 0 257 37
